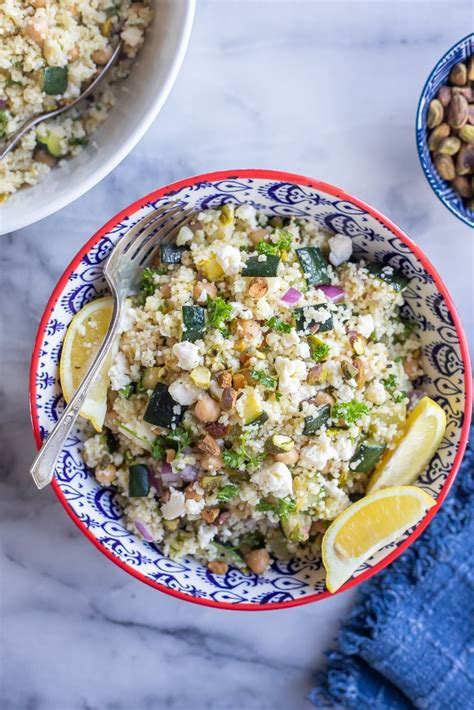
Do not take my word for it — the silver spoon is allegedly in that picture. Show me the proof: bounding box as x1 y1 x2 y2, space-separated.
0 41 122 161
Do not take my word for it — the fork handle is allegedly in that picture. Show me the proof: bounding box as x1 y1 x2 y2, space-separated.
30 298 123 489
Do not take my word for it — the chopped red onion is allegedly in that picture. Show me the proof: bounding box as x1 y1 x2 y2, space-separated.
161 461 173 475
161 470 184 487
134 519 155 542
281 287 302 304
181 464 199 482
148 467 163 497
0 99 6 111
217 511 231 525
317 285 345 303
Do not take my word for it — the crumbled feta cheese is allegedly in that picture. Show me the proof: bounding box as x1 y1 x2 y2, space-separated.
296 342 311 359
235 203 258 228
357 314 375 339
176 225 194 246
255 299 273 320
161 489 186 520
275 356 307 394
329 234 352 267
172 341 202 370
168 377 201 405
338 383 354 402
281 329 300 347
109 351 132 391
185 498 206 515
198 524 218 548
213 244 242 275
299 435 338 471
366 381 387 404
230 301 253 319
252 461 293 499
119 303 137 333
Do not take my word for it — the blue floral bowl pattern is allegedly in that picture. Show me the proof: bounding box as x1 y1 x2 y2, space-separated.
416 34 474 228
30 170 471 610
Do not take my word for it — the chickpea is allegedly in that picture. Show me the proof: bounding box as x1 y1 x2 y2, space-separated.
92 47 113 66
314 391 334 407
273 449 299 466
25 14 48 45
208 561 228 575
165 448 176 463
161 283 171 298
201 508 220 524
33 148 57 168
193 281 217 303
236 319 262 345
200 453 224 471
245 549 271 575
194 395 221 423
95 464 116 485
249 227 267 245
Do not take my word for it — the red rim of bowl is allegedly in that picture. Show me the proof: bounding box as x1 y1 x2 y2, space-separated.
29 169 472 611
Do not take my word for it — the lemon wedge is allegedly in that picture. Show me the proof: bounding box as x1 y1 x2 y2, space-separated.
322 486 435 592
59 296 114 432
367 397 446 494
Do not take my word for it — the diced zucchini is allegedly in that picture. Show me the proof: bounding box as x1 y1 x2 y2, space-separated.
242 391 262 425
128 464 150 497
281 513 311 542
265 434 295 454
242 255 280 277
160 242 187 264
43 66 68 95
190 366 211 389
350 442 386 473
143 383 185 428
296 247 330 286
368 263 409 292
201 475 223 489
303 404 331 435
295 305 333 333
37 131 63 157
182 305 206 342
141 366 167 391
199 254 224 281
246 412 269 426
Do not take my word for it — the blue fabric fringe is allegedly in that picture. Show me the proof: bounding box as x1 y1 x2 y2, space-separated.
309 426 474 710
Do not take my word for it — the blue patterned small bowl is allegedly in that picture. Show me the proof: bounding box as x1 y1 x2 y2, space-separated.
416 34 474 228
30 170 472 610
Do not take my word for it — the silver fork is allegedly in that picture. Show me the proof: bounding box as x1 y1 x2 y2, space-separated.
30 201 194 489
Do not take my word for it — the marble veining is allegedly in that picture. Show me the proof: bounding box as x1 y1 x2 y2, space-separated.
0 1 472 708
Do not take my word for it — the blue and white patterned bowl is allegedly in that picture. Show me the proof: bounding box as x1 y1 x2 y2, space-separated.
29 170 472 610
416 34 474 228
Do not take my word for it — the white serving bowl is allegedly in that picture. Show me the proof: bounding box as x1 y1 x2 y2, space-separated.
30 170 471 610
1 0 195 236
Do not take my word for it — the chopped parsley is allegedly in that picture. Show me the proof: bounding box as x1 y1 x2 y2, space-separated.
238 530 265 548
100 431 119 454
223 433 266 470
256 229 293 257
151 426 191 460
69 137 89 146
250 369 278 390
308 336 330 362
332 400 369 424
217 484 240 502
138 267 161 304
119 383 135 399
266 316 292 334
382 374 397 392
256 497 296 521
393 392 407 403
207 296 232 335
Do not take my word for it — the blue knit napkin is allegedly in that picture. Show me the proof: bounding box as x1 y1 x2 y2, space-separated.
310 427 474 710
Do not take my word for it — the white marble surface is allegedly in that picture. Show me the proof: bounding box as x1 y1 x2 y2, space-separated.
1 2 473 709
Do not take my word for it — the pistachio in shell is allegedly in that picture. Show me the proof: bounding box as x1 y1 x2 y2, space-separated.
449 62 467 86
437 136 462 156
447 94 469 129
437 85 452 108
428 122 450 152
468 55 474 82
452 175 472 199
456 145 474 176
458 124 474 144
434 153 456 181
427 98 444 128
452 85 473 101
469 104 474 126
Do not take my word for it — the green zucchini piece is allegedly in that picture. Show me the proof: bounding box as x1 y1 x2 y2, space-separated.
143 383 185 428
295 305 333 333
296 247 330 286
350 442 386 473
245 412 269 426
43 66 68 95
368 263 409 292
128 464 150 497
182 305 206 342
302 404 331 435
160 242 187 264
265 434 294 454
37 131 63 157
242 255 280 277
